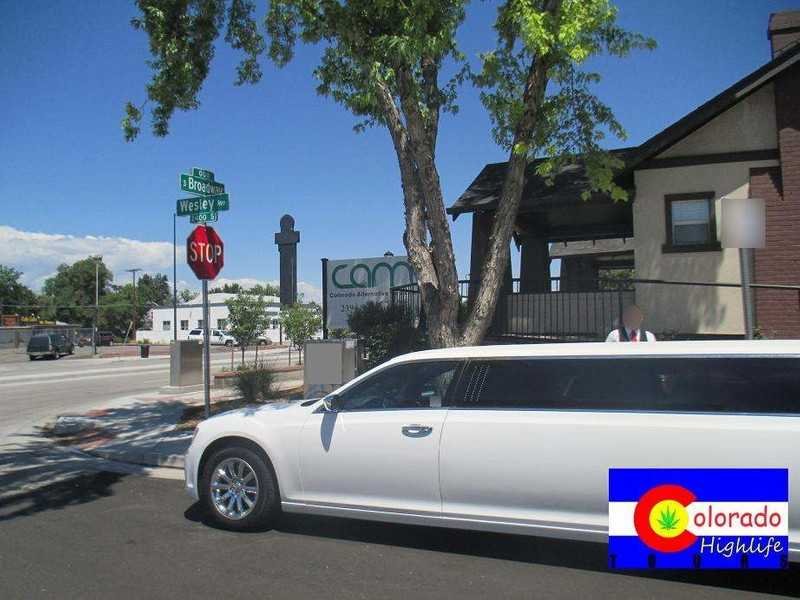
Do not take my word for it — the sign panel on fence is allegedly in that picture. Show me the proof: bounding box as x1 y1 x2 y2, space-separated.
325 256 415 330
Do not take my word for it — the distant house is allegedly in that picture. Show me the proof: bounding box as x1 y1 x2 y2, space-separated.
451 11 800 340
135 293 282 344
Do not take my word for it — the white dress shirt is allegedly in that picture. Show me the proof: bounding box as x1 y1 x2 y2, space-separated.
605 328 656 342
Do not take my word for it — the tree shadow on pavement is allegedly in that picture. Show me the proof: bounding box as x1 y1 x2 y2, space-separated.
0 399 191 522
0 470 124 522
183 507 799 598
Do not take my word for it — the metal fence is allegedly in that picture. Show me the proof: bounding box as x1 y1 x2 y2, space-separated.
0 325 93 350
391 277 800 342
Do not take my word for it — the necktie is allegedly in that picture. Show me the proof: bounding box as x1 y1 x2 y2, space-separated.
630 329 638 342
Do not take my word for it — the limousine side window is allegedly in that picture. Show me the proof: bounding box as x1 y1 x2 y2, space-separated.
455 357 800 414
337 361 461 411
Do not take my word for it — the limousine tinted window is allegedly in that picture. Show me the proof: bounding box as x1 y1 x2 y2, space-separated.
455 357 800 414
338 361 461 410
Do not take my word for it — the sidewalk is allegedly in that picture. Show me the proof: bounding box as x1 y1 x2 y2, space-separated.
43 378 303 470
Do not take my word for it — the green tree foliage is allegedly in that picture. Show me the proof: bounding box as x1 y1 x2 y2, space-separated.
347 301 425 369
225 292 269 364
280 303 321 364
210 282 243 294
0 265 38 315
97 273 172 336
210 282 280 296
125 0 653 347
137 273 171 306
179 288 197 303
40 257 113 326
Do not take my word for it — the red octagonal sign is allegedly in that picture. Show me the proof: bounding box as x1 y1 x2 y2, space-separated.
187 225 224 280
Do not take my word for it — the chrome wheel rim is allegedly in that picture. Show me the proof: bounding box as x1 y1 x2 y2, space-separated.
210 458 259 520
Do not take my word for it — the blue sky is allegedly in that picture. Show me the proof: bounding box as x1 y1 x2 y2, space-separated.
1 0 796 297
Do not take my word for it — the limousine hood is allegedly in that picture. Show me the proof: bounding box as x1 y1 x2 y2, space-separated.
203 398 320 427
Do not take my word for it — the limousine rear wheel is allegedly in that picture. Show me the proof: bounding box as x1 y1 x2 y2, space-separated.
201 445 279 531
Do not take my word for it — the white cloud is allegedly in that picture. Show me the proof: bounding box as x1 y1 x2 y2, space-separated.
0 225 175 290
0 226 322 302
212 277 322 304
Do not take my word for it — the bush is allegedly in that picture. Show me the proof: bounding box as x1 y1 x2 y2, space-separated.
234 366 275 403
347 302 426 369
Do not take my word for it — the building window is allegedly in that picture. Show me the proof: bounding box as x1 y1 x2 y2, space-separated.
217 319 227 330
197 320 204 328
180 320 189 331
663 192 721 253
162 320 171 331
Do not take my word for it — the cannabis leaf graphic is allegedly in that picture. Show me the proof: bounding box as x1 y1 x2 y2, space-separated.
657 506 680 531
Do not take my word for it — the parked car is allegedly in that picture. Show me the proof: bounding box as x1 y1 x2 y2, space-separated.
77 331 114 347
27 334 74 360
255 334 273 346
184 340 800 562
96 331 115 346
187 328 236 346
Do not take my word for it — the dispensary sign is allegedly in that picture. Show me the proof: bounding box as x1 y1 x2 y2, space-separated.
324 256 415 330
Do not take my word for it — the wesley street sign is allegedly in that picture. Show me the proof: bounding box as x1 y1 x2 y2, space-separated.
176 193 230 216
180 173 225 196
190 211 218 223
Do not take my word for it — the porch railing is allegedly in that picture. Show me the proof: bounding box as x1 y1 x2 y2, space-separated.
391 277 800 342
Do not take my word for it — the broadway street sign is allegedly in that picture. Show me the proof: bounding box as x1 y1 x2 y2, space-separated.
176 193 230 216
180 173 225 196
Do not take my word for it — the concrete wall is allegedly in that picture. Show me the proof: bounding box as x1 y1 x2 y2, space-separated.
634 159 779 335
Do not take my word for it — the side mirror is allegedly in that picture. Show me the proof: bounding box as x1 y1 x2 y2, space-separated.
322 393 341 412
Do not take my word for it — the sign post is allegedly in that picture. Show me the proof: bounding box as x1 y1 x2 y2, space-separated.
721 197 766 340
187 224 225 417
176 167 229 417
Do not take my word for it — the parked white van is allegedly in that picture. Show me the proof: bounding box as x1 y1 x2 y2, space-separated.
184 340 799 562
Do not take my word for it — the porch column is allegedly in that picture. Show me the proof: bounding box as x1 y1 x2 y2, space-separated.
469 211 492 305
519 235 550 293
560 256 598 292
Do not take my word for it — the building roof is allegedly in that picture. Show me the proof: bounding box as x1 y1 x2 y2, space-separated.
447 148 636 217
622 39 800 171
448 41 800 217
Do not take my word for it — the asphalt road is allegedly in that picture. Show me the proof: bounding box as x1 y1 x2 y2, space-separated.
0 473 796 600
0 346 292 440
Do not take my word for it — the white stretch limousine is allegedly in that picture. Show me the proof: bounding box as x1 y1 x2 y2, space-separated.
184 340 799 561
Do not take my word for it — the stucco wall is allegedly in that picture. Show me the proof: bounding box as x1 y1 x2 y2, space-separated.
660 84 776 157
633 160 779 335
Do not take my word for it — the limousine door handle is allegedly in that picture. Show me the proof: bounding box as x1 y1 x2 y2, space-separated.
402 424 433 437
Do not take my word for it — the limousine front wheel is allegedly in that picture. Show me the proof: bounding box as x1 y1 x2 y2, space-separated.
201 446 279 530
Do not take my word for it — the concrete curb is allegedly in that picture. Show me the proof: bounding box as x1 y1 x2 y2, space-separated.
83 446 186 470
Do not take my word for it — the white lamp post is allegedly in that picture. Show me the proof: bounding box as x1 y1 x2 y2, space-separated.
721 197 766 340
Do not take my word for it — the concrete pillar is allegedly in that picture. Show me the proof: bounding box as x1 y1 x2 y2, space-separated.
519 235 550 293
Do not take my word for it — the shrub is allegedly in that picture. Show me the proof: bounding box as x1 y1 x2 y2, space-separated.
347 302 426 369
234 366 275 403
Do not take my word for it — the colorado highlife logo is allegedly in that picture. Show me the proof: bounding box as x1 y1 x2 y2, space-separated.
609 468 788 569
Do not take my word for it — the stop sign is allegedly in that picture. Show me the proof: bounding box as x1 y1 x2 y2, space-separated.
187 225 224 280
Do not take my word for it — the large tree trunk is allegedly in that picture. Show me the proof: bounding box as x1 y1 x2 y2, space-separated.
459 53 553 346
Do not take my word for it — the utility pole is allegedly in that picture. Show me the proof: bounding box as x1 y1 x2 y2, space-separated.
173 212 178 343
126 268 142 341
92 258 100 355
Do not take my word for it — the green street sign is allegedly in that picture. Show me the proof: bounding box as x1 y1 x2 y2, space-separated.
180 173 225 196
177 193 230 216
190 211 218 223
192 167 215 181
